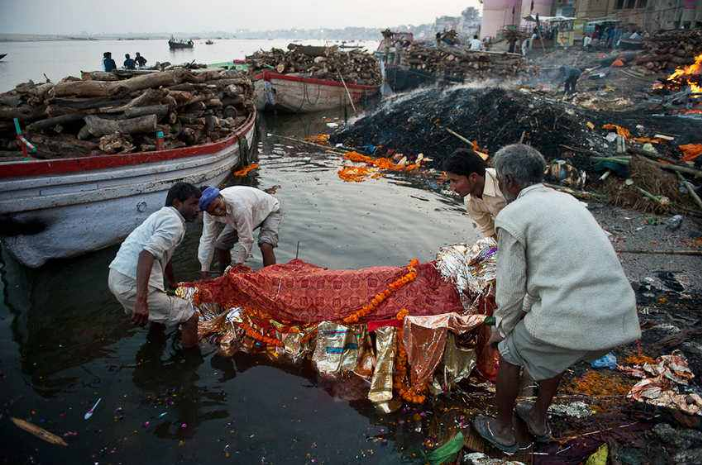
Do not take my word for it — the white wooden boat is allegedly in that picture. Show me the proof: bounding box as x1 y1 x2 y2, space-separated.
0 111 256 268
253 71 379 113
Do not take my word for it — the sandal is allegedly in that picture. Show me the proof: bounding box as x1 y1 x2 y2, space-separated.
472 415 519 455
515 402 552 443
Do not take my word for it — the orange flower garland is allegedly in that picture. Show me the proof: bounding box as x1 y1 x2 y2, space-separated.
342 259 419 324
240 321 283 347
233 163 259 177
394 308 427 404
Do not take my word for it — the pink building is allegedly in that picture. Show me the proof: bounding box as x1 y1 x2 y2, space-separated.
481 0 555 39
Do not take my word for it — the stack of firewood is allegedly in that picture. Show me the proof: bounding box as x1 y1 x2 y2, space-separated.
0 68 254 159
636 29 702 71
403 43 525 79
246 44 381 85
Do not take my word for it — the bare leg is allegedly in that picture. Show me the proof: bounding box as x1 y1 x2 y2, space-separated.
524 373 563 436
147 322 166 342
487 355 521 445
180 313 200 348
216 248 231 274
260 243 276 267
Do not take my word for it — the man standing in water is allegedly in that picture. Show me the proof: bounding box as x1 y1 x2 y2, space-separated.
443 149 507 240
198 186 282 278
108 182 201 348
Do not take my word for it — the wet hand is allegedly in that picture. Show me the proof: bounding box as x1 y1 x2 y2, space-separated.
132 298 149 326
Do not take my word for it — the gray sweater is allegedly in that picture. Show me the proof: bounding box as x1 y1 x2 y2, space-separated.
495 184 641 351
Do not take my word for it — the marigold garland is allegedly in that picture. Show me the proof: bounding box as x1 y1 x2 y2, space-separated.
342 259 419 324
239 321 283 346
338 152 420 183
233 163 259 177
394 308 427 404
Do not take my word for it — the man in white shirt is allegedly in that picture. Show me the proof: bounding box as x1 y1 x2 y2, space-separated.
443 149 507 239
108 182 201 347
198 186 282 278
469 35 483 51
472 144 640 453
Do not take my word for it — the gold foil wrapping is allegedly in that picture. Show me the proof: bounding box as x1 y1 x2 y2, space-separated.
312 322 366 377
368 326 397 404
403 313 485 390
429 333 477 395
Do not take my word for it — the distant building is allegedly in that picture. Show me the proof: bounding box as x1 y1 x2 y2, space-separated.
574 0 702 32
481 0 556 39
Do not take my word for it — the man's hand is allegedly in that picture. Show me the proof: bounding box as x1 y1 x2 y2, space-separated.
488 329 505 348
132 297 149 326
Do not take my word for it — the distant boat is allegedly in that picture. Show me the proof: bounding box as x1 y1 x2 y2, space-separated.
205 40 214 45
0 54 6 61
168 38 194 50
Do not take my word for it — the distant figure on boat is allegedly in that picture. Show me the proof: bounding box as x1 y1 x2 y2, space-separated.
124 54 136 70
103 52 117 72
135 52 148 68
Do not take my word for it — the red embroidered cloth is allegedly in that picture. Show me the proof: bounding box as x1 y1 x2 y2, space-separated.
193 259 463 324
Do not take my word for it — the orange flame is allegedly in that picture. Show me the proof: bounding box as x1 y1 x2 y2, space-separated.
661 53 702 93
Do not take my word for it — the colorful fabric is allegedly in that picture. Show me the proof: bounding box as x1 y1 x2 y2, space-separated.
192 259 464 324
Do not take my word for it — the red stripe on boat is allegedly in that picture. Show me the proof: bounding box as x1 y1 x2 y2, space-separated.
0 112 256 179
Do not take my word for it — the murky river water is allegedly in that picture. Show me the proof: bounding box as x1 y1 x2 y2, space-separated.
0 106 479 463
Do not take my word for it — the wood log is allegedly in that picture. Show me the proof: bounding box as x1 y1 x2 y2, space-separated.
51 96 131 111
26 133 99 157
109 69 189 96
81 71 120 81
184 101 206 113
178 115 206 125
51 80 114 98
0 105 46 121
100 89 165 114
26 113 86 132
0 95 23 107
82 114 157 138
123 104 170 120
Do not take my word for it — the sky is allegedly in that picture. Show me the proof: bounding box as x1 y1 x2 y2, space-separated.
1 0 482 34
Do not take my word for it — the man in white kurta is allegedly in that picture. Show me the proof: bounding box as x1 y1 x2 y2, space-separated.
197 186 282 276
108 182 201 347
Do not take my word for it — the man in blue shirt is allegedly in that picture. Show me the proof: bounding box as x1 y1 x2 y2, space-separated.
123 53 136 70
103 52 117 72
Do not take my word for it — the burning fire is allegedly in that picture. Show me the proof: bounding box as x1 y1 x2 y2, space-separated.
658 53 702 93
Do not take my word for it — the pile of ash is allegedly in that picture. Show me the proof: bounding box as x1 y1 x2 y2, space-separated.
331 85 614 171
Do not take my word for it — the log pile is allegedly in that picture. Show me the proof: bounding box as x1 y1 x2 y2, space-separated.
0 68 254 159
402 43 525 80
246 44 381 85
636 29 702 71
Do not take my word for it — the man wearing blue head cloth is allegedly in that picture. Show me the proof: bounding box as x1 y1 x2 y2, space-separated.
198 185 282 277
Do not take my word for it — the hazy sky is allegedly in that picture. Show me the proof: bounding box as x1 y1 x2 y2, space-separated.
2 0 482 34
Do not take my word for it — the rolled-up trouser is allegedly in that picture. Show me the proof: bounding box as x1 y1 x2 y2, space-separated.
497 320 609 381
108 269 195 326
214 209 283 251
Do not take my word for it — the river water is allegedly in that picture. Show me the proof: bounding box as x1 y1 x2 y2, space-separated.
0 40 480 464
0 38 378 92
